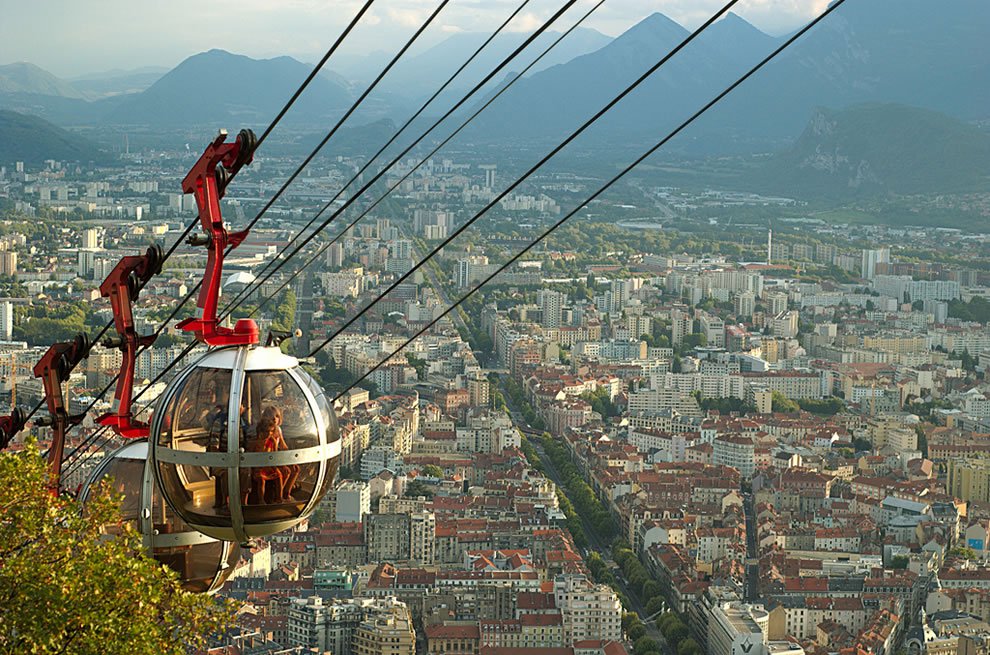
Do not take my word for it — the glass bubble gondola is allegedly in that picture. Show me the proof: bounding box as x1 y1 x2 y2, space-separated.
151 345 340 544
80 440 240 593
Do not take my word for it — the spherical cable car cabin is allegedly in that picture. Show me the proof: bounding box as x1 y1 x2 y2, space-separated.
151 345 340 544
80 440 240 594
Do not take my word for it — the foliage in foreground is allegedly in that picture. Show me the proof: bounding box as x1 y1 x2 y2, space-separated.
0 443 233 654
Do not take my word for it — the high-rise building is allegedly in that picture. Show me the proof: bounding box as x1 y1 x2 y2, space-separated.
352 598 416 655
81 228 100 249
553 574 622 644
765 291 788 316
467 374 490 407
480 164 497 189
538 289 565 328
335 480 370 523
707 602 769 655
457 259 472 289
363 513 410 562
699 313 725 348
327 242 345 269
671 308 693 346
948 458 990 505
0 301 12 341
734 292 755 319
288 596 412 655
409 510 436 565
771 311 799 339
815 243 837 264
610 278 636 310
0 251 16 277
390 239 412 261
861 247 890 280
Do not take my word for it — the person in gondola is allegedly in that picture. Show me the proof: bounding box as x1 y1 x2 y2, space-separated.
251 409 285 503
262 406 300 501
206 395 251 509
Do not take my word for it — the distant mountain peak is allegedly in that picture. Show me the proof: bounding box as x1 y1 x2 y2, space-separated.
630 12 689 36
104 48 352 126
0 109 104 163
0 62 84 99
718 12 767 32
759 103 990 197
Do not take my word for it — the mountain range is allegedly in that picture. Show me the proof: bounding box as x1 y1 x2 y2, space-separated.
756 104 990 198
461 0 989 149
0 0 987 156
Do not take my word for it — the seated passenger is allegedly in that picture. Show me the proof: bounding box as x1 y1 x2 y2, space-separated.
250 411 285 504
262 406 300 501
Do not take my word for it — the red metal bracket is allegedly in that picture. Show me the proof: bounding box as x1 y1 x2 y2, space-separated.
176 128 260 347
96 244 164 439
0 407 27 449
33 333 91 491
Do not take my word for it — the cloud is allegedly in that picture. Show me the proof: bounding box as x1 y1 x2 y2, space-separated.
440 24 464 33
506 11 545 34
387 7 430 28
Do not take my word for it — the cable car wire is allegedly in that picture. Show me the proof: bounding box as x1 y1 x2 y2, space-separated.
46 0 533 466
60 340 200 480
238 0 453 237
160 0 378 264
254 0 376 151
28 1 376 452
306 0 745 358
28 1 375 436
220 0 536 314
225 0 606 324
120 0 450 336
217 0 584 317
54 0 542 476
331 0 850 402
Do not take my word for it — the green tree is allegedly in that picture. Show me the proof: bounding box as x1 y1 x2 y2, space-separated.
678 638 703 655
421 464 444 478
627 624 647 641
665 621 690 646
0 443 232 653
405 480 434 499
634 637 659 655
406 354 427 380
853 437 873 452
950 546 978 561
771 391 801 413
271 288 297 332
798 397 845 415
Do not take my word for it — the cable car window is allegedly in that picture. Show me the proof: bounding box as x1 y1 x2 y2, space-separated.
242 370 319 450
88 457 143 534
297 366 338 443
159 367 231 451
241 462 320 519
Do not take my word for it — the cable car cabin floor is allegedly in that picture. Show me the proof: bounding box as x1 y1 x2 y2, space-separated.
185 499 305 521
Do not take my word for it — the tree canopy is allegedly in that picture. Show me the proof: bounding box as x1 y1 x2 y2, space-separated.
0 444 232 654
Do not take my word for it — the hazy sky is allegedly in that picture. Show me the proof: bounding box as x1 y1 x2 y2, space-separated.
0 0 830 78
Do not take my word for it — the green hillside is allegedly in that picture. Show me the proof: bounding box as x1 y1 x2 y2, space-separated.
0 109 105 164
760 104 990 198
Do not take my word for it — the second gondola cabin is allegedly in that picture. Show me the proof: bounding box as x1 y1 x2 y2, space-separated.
81 440 240 593
151 344 340 544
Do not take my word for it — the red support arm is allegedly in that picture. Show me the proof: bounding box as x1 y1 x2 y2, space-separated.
96 244 164 439
176 128 260 347
33 334 90 492
0 407 27 450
